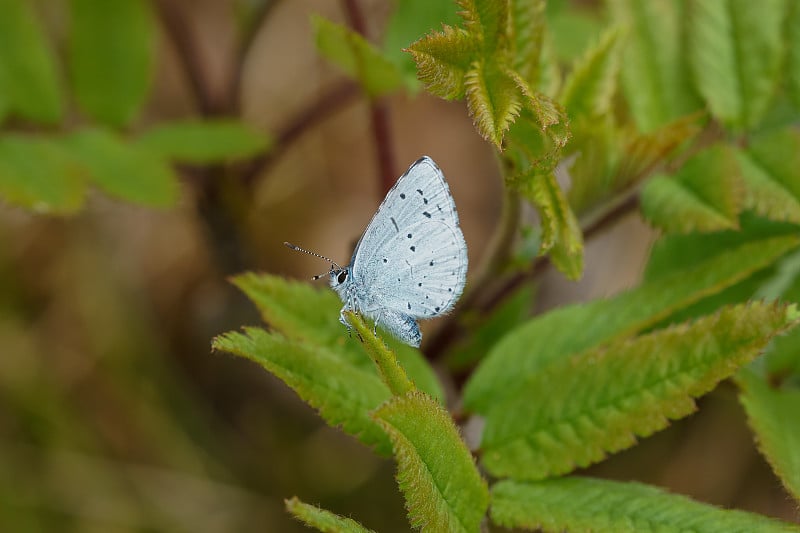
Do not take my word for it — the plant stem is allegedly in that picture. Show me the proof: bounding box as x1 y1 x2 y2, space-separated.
340 0 397 195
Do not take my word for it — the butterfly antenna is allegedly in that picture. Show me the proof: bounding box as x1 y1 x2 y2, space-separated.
284 242 341 280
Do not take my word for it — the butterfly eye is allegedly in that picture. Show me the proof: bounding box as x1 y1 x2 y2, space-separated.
337 271 347 284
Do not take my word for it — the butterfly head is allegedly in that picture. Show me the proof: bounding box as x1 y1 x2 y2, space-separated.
284 242 350 292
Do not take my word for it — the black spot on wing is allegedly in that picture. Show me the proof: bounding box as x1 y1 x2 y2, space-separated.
423 211 431 218
417 189 423 195
400 193 406 199
390 217 399 232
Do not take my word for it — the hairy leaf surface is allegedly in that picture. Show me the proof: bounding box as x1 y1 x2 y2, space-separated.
464 234 800 412
491 477 800 532
688 0 784 129
640 145 743 233
286 497 377 533
480 302 798 480
560 27 622 121
738 370 800 504
374 391 489 533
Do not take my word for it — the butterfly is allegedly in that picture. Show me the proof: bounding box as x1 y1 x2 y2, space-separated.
286 156 468 347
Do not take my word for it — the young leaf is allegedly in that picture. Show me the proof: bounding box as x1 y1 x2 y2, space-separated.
136 119 271 164
285 497 377 533
0 0 63 124
406 25 476 99
313 15 404 98
480 302 799 480
69 0 155 127
373 391 489 533
688 0 784 130
463 234 800 413
522 169 583 279
464 62 523 147
738 128 800 224
345 311 415 397
559 27 622 121
0 135 85 214
383 0 460 86
491 477 800 532
230 273 444 401
66 128 180 208
640 144 744 233
509 0 546 87
213 328 394 453
608 0 701 132
738 370 800 503
458 0 509 57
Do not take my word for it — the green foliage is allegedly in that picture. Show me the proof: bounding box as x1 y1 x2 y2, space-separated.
211 274 444 454
136 119 271 164
67 128 179 208
480 302 798 480
285 497 377 533
738 370 800 504
0 135 85 214
608 0 701 132
373 391 489 533
69 0 155 128
0 0 63 124
345 311 415 397
559 27 622 121
688 0 784 130
491 477 800 532
740 128 800 223
641 144 743 233
464 234 800 413
522 169 583 279
312 15 404 98
788 2 800 108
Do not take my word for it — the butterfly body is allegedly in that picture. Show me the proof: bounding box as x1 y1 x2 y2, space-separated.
328 156 468 347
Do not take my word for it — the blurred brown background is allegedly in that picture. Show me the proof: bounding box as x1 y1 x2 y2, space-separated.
0 0 796 531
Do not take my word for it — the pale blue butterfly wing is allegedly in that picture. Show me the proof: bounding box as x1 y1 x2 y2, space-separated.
349 157 467 343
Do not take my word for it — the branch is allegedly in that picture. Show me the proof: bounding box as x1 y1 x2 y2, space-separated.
240 81 361 187
340 0 396 195
155 0 217 115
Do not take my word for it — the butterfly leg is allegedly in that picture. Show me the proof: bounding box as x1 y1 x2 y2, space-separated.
379 310 421 347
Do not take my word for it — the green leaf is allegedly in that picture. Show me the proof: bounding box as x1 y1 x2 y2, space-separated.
345 311 415 397
522 169 583 280
464 233 800 413
313 15 404 98
447 282 535 370
559 27 622 121
640 144 744 234
738 370 800 504
0 136 85 214
285 497 377 533
69 0 155 127
788 2 800 108
509 0 546 87
373 391 489 533
491 477 800 532
458 0 509 56
213 328 394 454
608 0 701 132
407 25 476 99
383 0 460 87
0 0 63 124
66 128 179 208
739 128 800 224
480 302 798 480
465 62 523 147
688 0 784 130
230 273 444 401
136 119 271 164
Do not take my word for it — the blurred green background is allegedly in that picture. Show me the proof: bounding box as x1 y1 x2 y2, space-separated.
0 0 798 531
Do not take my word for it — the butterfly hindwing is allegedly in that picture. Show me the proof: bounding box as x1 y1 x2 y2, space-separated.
358 219 467 318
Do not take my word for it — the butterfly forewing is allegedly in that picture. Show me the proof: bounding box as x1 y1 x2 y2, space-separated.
351 156 467 318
